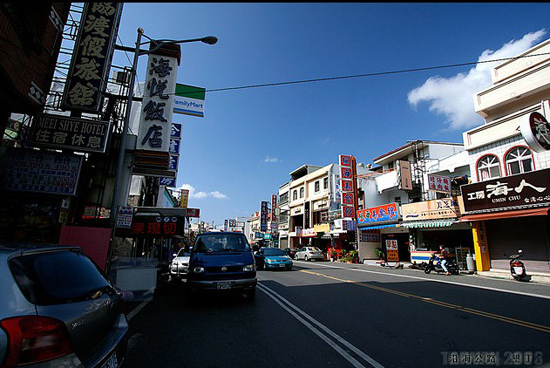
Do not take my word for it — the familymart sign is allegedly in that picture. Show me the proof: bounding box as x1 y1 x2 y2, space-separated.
173 84 206 117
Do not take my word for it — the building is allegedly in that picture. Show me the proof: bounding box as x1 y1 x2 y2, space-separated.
461 38 550 275
357 141 470 263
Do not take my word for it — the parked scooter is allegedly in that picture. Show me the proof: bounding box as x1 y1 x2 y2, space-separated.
424 253 459 275
509 249 531 282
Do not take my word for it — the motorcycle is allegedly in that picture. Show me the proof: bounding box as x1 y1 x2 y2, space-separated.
424 253 459 275
509 249 531 282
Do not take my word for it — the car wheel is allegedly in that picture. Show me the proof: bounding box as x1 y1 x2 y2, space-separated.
305 255 309 261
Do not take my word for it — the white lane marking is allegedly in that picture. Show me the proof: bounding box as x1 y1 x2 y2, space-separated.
126 292 154 321
294 261 550 300
258 283 385 368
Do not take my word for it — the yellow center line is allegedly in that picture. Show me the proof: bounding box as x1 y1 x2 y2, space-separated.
299 269 550 334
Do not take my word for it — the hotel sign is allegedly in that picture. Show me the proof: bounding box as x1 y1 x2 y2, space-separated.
30 114 110 153
62 3 123 112
460 168 550 213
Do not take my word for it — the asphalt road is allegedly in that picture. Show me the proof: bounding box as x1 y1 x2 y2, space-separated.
122 261 550 368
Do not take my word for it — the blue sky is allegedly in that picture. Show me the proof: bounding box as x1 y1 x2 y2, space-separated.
112 3 550 227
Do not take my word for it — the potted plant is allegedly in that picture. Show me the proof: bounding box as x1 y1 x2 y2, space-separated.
374 247 385 260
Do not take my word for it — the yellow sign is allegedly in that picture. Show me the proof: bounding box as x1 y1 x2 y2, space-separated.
401 198 460 221
180 189 189 209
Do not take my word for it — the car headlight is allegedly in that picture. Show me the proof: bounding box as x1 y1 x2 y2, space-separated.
243 264 256 272
265 259 274 263
192 267 205 273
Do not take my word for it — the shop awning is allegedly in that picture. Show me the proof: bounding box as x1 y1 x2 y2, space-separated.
358 223 398 230
460 207 549 222
399 219 458 228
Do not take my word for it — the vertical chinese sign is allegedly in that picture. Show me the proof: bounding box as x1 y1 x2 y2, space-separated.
137 52 179 154
260 201 268 232
62 3 123 112
179 189 189 209
271 194 278 233
134 43 180 176
339 154 356 219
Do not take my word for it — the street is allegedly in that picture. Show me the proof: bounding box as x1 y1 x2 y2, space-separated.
123 261 550 368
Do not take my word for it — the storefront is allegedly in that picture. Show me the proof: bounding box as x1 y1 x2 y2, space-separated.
460 168 550 273
400 198 474 266
357 203 410 262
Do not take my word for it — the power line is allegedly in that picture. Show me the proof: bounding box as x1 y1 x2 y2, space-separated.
171 51 550 96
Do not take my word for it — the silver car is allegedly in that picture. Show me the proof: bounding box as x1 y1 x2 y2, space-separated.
0 242 128 367
170 247 190 280
294 246 325 261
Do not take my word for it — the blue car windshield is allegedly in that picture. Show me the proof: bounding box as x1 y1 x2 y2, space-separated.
263 248 285 256
195 234 251 253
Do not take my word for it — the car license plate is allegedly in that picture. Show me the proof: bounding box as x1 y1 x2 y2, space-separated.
101 352 118 368
279 264 286 268
217 282 231 290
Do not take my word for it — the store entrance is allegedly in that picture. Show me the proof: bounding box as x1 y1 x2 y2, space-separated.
381 233 410 262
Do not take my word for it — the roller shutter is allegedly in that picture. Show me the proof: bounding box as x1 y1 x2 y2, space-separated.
485 216 550 273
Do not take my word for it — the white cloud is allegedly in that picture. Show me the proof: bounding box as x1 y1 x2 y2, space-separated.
408 29 547 130
177 184 228 200
264 156 281 163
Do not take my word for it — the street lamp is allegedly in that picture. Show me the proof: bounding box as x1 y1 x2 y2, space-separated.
110 28 217 227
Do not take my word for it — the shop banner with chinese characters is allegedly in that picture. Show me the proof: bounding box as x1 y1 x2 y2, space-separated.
136 52 179 155
62 3 123 112
386 239 399 262
428 174 451 193
130 215 184 237
357 203 400 226
339 154 356 218
271 194 278 232
460 168 550 213
401 198 460 221
260 201 268 232
179 189 189 209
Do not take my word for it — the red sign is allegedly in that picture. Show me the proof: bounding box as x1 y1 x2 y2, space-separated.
186 208 200 218
130 215 183 237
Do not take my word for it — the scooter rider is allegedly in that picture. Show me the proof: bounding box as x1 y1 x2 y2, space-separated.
437 245 451 276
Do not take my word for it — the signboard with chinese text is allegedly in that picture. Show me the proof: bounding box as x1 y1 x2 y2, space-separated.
271 194 278 231
186 208 200 218
62 3 123 112
0 148 82 195
386 239 399 262
339 154 356 219
260 201 268 232
173 84 206 117
398 160 413 190
428 174 452 193
130 215 183 237
460 168 550 213
179 189 189 209
30 114 110 153
136 51 179 155
401 198 460 221
359 229 381 242
357 203 400 226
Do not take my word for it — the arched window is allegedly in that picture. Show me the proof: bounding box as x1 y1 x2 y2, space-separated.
477 155 501 181
293 190 297 201
505 146 533 175
300 187 305 198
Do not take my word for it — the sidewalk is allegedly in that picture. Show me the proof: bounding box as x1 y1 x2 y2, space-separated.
356 259 550 285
